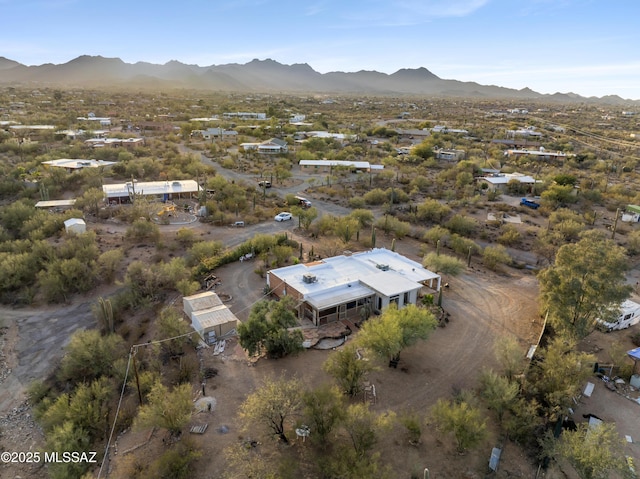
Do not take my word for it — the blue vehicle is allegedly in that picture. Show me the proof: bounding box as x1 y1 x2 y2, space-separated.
520 198 540 209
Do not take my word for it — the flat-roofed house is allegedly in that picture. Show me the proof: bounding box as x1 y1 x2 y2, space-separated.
267 248 440 326
102 180 200 204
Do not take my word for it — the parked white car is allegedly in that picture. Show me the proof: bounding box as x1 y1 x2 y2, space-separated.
274 212 292 222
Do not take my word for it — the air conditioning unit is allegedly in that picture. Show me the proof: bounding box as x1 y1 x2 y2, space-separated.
302 273 317 284
376 264 390 271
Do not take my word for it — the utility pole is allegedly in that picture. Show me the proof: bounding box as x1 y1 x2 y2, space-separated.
131 347 143 405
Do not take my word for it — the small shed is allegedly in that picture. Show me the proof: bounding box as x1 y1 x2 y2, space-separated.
183 292 238 342
64 218 86 234
191 305 239 342
183 292 223 317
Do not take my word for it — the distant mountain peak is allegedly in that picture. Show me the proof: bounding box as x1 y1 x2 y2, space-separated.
392 67 440 80
0 55 635 104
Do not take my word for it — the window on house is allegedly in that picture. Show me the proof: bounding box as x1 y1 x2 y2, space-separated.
404 292 410 304
390 295 399 306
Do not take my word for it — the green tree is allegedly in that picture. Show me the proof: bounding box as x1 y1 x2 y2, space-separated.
528 337 595 416
303 384 345 449
58 330 126 384
45 421 92 479
237 296 303 358
343 403 394 457
292 206 318 231
478 369 519 424
538 230 631 339
147 439 202 479
238 376 303 444
134 381 192 436
550 423 628 479
323 343 374 396
96 248 124 283
357 304 437 366
75 187 104 217
493 336 525 381
431 397 487 452
156 307 194 356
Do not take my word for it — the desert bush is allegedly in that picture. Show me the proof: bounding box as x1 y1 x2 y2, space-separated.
483 245 511 270
445 214 478 237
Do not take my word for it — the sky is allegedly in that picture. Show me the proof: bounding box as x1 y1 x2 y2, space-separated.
2 0 640 100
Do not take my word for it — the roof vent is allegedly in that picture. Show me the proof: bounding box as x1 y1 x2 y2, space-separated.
376 264 390 271
302 273 317 284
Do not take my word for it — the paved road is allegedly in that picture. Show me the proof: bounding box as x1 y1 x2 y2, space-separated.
0 301 98 412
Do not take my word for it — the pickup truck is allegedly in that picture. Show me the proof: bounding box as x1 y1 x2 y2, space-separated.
520 198 540 209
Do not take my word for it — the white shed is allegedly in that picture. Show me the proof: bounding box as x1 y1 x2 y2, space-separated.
64 218 86 234
191 305 239 342
183 292 223 317
183 292 238 342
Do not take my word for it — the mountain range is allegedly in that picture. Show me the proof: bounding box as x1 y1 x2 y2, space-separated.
0 55 635 105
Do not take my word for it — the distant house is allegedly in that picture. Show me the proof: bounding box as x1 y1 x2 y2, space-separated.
257 138 288 154
195 128 238 141
504 148 568 161
42 158 116 172
102 180 200 204
478 173 538 192
223 112 267 120
431 125 469 135
85 137 145 148
433 147 466 161
299 159 382 173
267 248 440 326
506 127 542 138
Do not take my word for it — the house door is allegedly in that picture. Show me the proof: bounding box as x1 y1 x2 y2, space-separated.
338 304 347 320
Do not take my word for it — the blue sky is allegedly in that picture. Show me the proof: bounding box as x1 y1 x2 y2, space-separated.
2 0 639 99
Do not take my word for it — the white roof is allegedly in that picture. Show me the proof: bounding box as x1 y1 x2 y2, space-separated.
191 305 238 331
299 159 371 169
35 199 77 208
42 159 116 169
506 149 567 157
102 180 200 198
306 282 373 310
480 173 537 185
361 271 423 297
183 292 223 312
270 248 439 308
64 218 86 227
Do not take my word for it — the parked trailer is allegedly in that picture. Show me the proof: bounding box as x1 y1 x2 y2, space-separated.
520 198 540 209
597 300 640 332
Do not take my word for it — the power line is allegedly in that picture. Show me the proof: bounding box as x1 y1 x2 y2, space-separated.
97 350 132 479
96 284 277 476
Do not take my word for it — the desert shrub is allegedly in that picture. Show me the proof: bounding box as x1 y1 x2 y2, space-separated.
125 219 160 243
374 215 411 238
445 214 478 237
483 245 511 271
417 199 451 223
449 234 480 256
422 225 450 246
497 224 521 246
363 188 388 205
348 196 366 208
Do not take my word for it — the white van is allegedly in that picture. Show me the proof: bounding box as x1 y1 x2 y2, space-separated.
597 300 640 331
